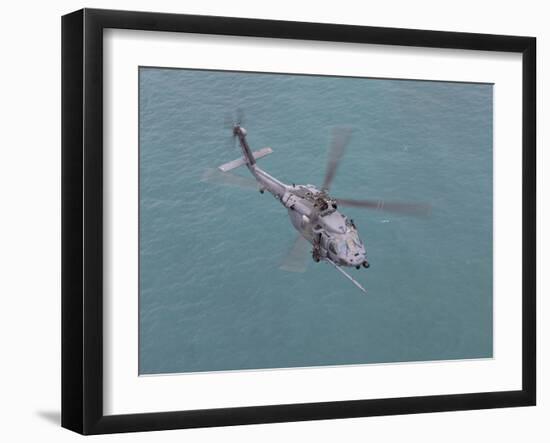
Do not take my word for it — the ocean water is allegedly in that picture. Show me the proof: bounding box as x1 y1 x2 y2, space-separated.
139 67 493 375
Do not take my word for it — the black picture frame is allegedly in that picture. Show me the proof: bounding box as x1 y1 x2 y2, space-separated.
62 8 536 435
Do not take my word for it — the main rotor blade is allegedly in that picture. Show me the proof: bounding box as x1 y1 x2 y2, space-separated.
279 235 310 273
322 127 353 191
335 198 431 216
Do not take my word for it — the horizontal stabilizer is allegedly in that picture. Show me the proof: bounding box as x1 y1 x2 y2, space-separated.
218 147 273 172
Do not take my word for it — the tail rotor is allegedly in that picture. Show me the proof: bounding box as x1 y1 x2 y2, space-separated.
224 108 246 149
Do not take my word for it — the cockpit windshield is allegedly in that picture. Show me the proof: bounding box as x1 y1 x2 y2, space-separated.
348 229 362 247
329 230 363 259
329 239 346 255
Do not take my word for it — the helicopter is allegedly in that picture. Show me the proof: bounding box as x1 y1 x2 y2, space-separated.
203 120 430 294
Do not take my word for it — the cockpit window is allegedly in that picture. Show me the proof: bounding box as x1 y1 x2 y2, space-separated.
349 230 362 246
329 239 348 256
328 232 364 259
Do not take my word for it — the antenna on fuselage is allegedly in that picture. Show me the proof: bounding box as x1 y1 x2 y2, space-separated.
326 258 367 294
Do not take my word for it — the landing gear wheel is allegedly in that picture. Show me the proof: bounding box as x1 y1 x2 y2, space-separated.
312 247 321 263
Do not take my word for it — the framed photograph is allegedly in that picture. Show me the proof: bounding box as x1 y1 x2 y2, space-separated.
61 8 536 435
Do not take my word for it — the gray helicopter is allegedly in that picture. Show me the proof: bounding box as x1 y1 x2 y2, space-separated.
203 122 429 294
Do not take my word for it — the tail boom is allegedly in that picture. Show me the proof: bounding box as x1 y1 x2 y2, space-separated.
234 125 256 166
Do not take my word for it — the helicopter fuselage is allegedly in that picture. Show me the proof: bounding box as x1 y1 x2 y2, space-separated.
282 184 368 268
233 125 369 269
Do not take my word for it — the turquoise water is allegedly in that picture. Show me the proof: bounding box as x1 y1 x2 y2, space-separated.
139 67 493 375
